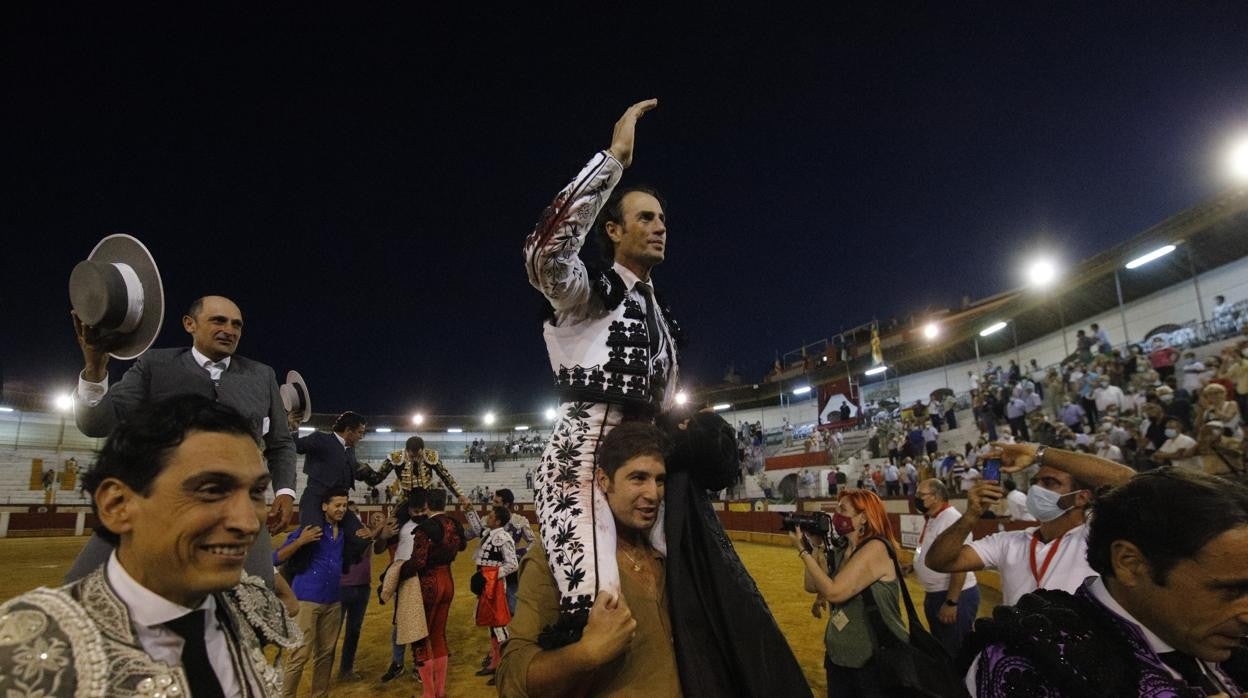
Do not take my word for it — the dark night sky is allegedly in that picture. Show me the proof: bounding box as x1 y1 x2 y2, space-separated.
5 4 1248 417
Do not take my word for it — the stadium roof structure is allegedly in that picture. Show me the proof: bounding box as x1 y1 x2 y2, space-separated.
699 185 1248 411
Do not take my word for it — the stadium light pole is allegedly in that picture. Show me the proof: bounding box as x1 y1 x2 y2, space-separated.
922 321 949 390
1122 243 1200 338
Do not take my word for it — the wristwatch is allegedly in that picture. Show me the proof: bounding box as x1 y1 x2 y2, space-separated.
1034 444 1048 467
944 599 958 607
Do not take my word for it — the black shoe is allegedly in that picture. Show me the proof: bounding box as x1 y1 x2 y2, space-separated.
475 667 496 676
380 663 404 682
487 677 497 686
480 653 492 668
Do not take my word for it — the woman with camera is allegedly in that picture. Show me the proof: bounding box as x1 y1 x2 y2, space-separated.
790 490 908 697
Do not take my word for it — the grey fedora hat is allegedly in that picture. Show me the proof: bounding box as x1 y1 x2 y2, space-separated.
279 370 312 423
68 234 165 360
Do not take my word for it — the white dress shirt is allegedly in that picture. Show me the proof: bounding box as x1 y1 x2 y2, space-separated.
106 552 247 697
1004 489 1036 521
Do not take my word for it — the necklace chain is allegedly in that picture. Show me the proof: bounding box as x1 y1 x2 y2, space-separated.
620 546 645 572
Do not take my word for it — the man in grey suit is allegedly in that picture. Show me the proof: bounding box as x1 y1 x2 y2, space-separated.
68 295 295 586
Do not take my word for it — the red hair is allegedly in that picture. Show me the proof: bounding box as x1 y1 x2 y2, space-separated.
838 489 898 546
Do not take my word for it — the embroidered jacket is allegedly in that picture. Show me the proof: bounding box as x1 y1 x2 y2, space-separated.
0 567 301 697
372 452 462 499
969 580 1246 697
523 151 681 411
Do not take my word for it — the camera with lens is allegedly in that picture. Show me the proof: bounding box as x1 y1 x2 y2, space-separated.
780 511 848 551
779 512 830 536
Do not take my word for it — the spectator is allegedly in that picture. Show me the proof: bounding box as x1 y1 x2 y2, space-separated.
1001 479 1035 521
1093 376 1125 415
965 468 1248 696
1094 434 1125 464
1091 322 1112 354
883 461 901 497
790 490 908 695
1198 383 1242 438
1196 421 1244 477
902 459 918 497
1152 417 1201 471
922 422 939 457
912 479 980 659
926 442 1132 606
1147 336 1180 381
959 462 981 493
1058 398 1085 430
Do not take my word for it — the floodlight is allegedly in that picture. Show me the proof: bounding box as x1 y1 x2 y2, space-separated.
864 366 887 376
1124 244 1177 270
792 386 811 396
979 321 1008 337
54 394 73 412
483 412 496 426
712 403 731 411
1230 137 1248 180
0 406 13 413
514 425 530 431
922 322 940 340
447 427 463 433
411 413 424 426
375 427 392 433
544 407 557 421
1027 258 1058 287
298 426 314 433
674 391 689 405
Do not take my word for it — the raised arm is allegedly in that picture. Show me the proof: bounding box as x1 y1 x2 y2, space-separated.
925 483 993 574
523 100 657 311
993 441 1134 489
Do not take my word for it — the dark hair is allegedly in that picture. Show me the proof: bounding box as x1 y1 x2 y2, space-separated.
332 411 366 433
493 488 515 505
492 505 512 527
323 486 350 504
406 488 430 513
187 296 207 318
597 422 668 479
82 395 259 544
427 488 448 511
405 436 425 453
592 185 666 264
1087 468 1248 584
1003 478 1017 492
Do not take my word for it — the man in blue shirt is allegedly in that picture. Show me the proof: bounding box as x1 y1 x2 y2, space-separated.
275 486 371 697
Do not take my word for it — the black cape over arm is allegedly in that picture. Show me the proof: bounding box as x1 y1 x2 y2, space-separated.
661 411 811 697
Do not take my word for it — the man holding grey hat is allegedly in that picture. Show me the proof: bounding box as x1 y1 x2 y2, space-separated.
68 288 296 588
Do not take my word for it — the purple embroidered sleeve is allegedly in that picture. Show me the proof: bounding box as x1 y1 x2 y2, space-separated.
975 643 1063 698
523 151 623 311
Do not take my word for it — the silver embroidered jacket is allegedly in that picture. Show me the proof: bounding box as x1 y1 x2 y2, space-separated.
523 151 679 411
0 567 301 697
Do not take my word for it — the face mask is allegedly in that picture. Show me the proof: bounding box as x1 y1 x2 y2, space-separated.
913 497 929 515
831 512 857 536
1099 381 1109 388
1165 428 1178 438
1026 485 1083 522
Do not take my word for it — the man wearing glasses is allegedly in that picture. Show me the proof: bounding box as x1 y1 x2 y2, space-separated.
910 478 980 659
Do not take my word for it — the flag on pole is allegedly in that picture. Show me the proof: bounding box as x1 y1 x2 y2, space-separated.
870 324 883 366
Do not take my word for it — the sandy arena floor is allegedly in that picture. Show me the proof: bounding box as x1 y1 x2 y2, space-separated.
0 535 1000 696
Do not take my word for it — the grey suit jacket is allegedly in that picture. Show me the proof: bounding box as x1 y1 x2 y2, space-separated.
74 347 296 492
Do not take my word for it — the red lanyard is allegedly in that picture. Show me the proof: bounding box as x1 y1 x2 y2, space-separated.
1029 531 1066 585
919 504 951 545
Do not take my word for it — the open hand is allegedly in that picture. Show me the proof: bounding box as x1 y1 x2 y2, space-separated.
988 442 1040 474
296 524 323 546
607 99 658 168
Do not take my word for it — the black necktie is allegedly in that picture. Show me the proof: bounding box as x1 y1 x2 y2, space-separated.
635 282 662 357
1159 651 1221 695
163 609 226 698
